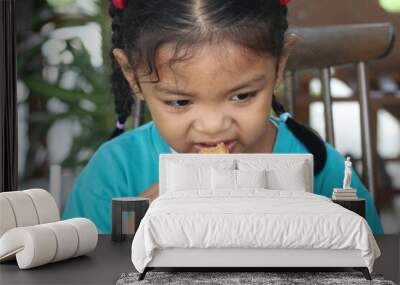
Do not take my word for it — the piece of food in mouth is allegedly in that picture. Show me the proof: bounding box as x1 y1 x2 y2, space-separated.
199 142 230 154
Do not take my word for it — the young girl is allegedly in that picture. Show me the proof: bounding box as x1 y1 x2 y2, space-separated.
62 0 384 235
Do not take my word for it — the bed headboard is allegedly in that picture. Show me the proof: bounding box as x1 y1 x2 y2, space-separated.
159 153 314 195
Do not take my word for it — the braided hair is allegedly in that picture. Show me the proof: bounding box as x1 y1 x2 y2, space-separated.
108 0 327 175
109 2 135 138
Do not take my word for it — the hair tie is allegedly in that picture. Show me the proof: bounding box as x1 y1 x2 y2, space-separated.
280 0 291 6
116 120 125 130
112 0 126 9
279 112 292 122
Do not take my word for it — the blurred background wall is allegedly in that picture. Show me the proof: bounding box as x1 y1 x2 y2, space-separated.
16 0 400 233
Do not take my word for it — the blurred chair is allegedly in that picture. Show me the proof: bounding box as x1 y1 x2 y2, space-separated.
285 23 396 201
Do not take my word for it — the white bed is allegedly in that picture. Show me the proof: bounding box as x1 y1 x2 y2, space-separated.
131 154 380 281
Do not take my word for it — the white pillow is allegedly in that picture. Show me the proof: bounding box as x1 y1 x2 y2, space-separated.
167 162 211 191
211 168 236 190
236 169 267 188
237 159 308 191
166 159 236 192
266 163 307 191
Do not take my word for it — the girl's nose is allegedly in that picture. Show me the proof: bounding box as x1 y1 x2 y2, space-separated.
193 110 232 135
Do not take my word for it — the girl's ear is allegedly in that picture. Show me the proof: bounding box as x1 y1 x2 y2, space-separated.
274 33 298 89
112 48 145 100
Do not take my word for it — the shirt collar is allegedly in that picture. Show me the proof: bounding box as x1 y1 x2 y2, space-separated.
270 115 292 153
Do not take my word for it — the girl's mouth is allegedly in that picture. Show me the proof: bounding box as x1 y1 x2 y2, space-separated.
194 140 237 153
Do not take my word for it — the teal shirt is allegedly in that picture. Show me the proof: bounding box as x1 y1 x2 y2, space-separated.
62 117 384 235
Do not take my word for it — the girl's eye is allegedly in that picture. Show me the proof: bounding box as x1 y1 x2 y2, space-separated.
164 99 192 108
231 92 257 102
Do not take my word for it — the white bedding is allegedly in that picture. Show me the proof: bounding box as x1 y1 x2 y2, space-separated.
131 190 380 273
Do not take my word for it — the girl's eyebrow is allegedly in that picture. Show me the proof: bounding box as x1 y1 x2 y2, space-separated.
154 74 266 97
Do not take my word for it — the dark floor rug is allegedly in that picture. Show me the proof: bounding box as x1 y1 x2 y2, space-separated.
116 271 396 285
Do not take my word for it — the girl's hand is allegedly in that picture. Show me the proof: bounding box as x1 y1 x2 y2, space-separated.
139 182 159 202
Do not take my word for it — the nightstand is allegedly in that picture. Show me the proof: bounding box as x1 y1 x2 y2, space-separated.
112 197 150 242
331 198 365 218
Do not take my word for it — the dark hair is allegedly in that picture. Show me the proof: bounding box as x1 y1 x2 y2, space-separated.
108 0 327 175
272 95 327 175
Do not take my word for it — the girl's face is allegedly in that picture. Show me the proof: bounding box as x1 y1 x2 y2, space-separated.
115 40 292 153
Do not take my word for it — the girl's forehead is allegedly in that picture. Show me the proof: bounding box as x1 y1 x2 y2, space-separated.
143 41 276 84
